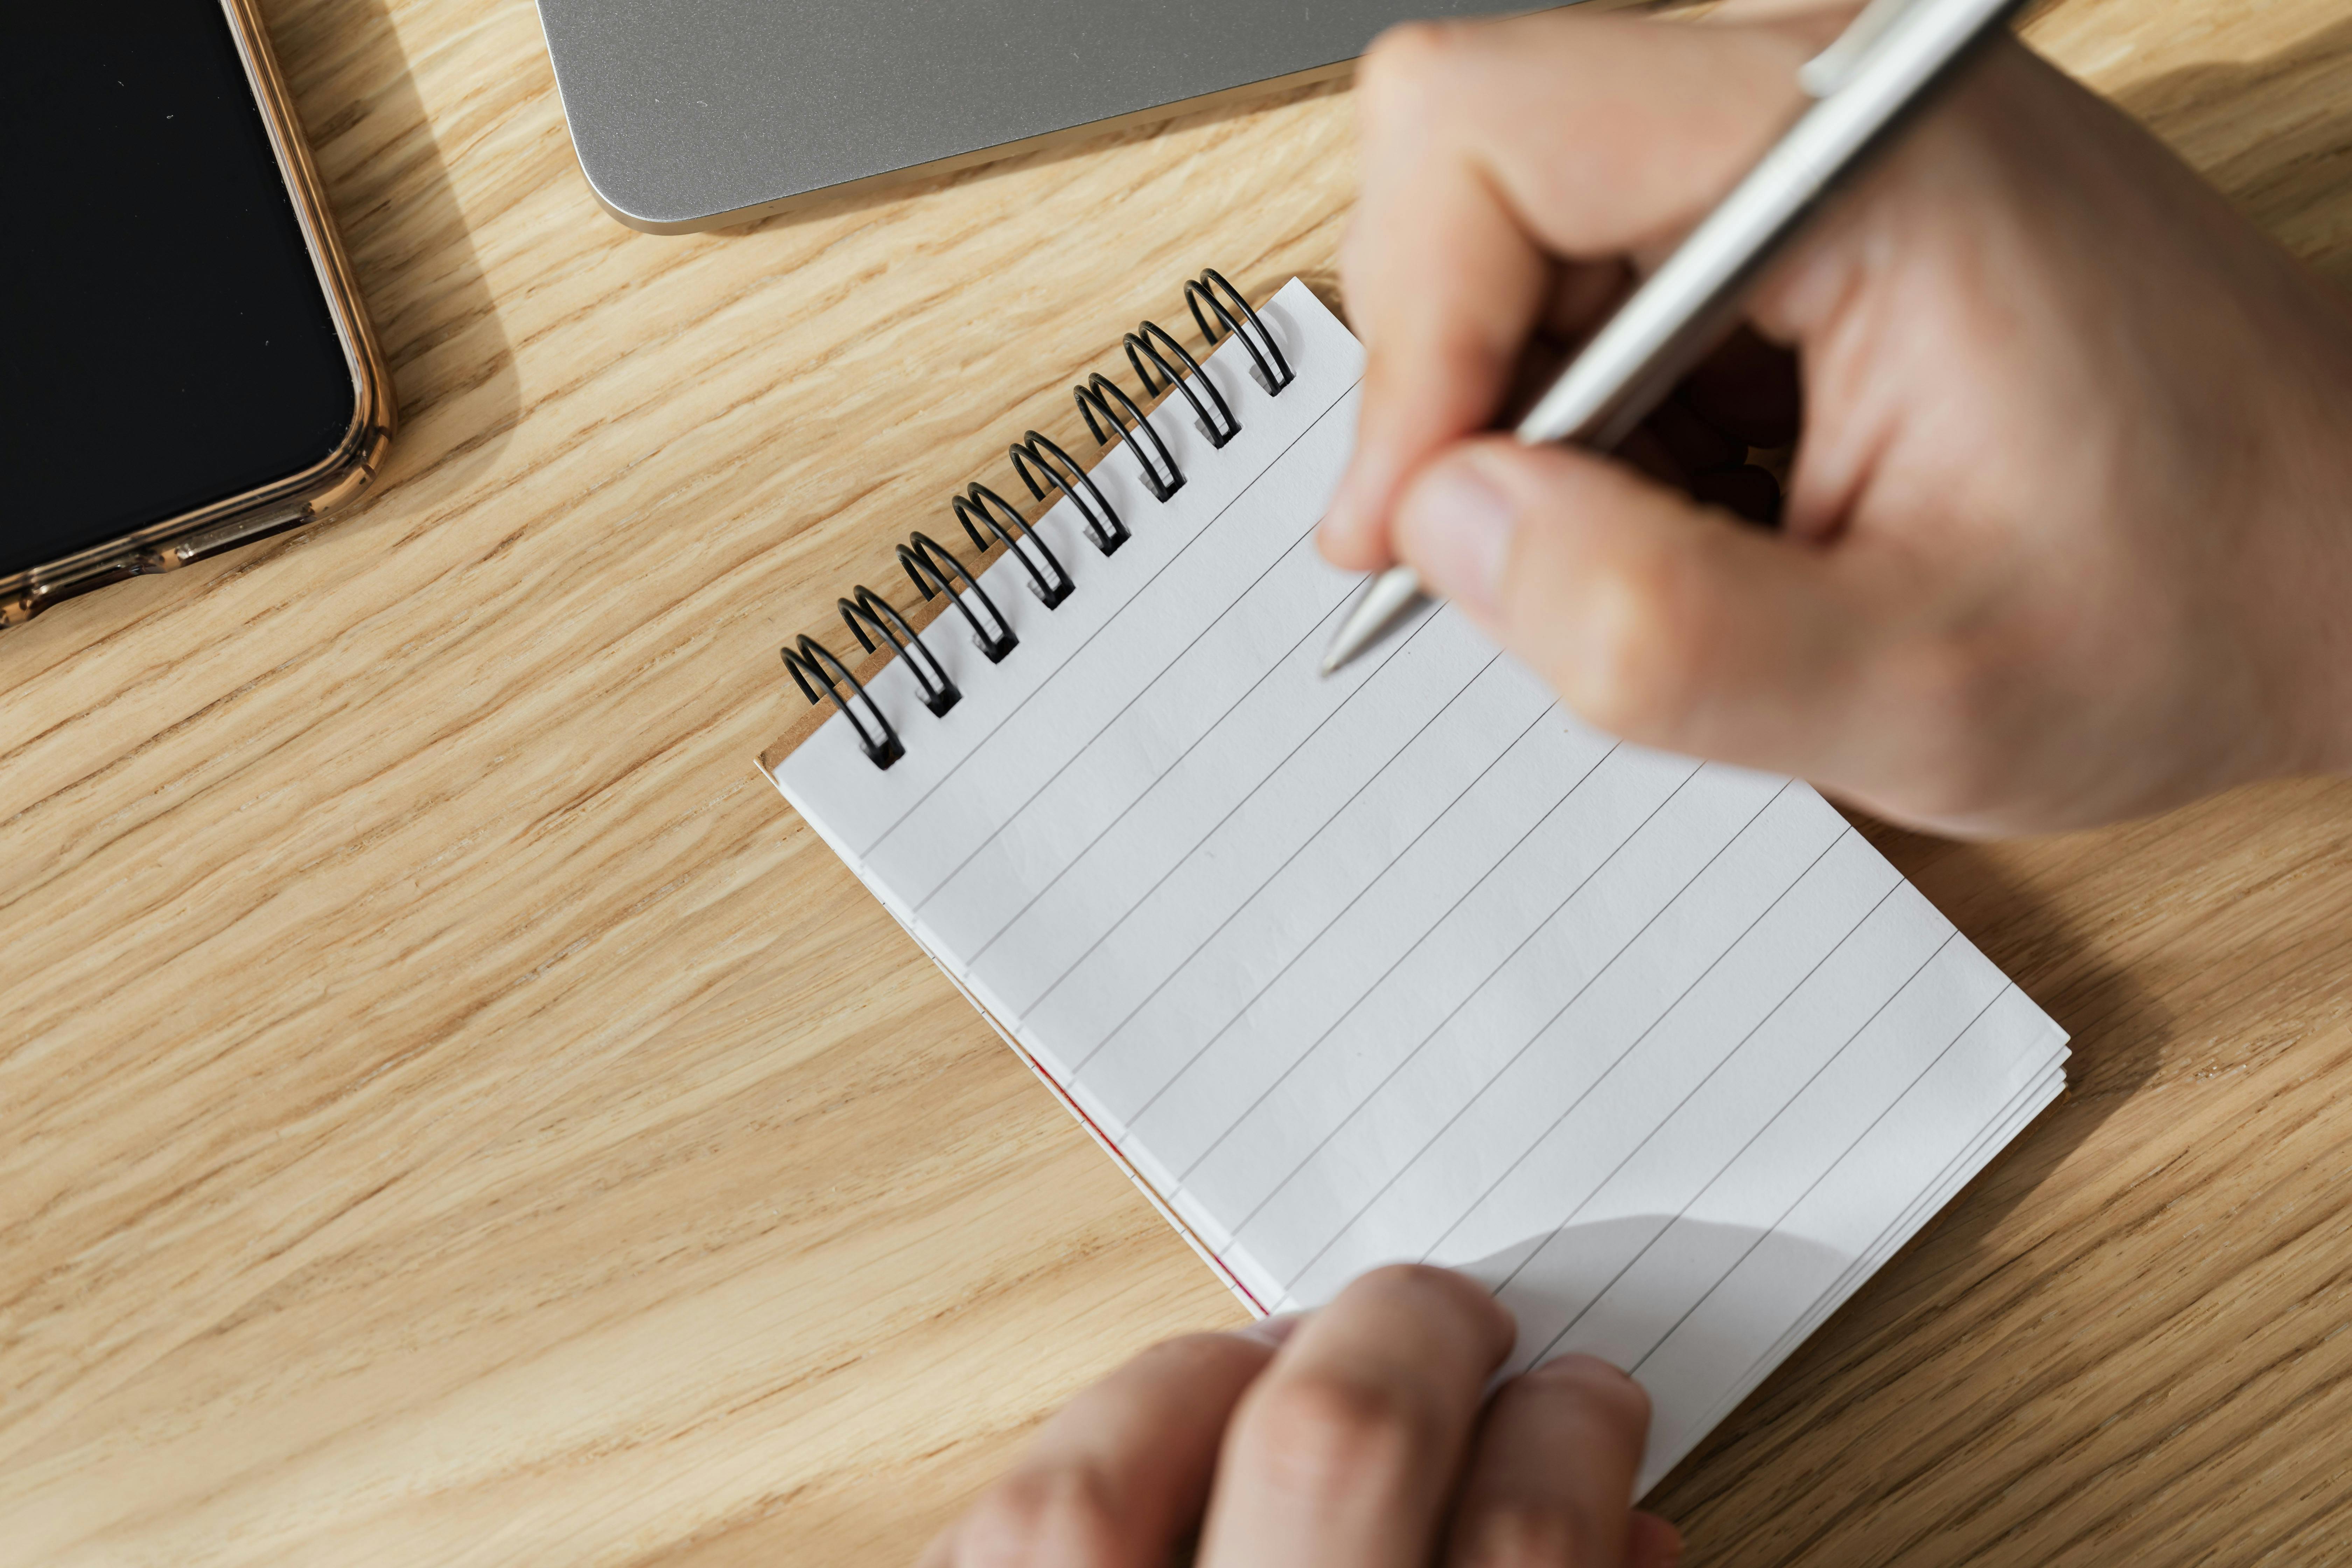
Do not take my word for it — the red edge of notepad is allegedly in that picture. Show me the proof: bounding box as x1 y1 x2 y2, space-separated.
757 756 1269 1319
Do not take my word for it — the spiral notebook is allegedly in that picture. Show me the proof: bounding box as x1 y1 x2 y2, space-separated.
758 273 2069 1491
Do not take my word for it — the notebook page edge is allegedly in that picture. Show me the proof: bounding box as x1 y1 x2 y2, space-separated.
930 949 1272 1316
1632 1063 2067 1496
765 736 1266 1313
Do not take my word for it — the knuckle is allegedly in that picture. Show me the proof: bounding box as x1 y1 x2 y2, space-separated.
1130 1330 1264 1384
1881 632 2010 806
1353 1262 1509 1334
1547 1353 1650 1427
1149 1328 1255 1365
1358 21 1459 121
1248 1371 1434 1501
1519 1362 1651 1452
1358 1259 1457 1294
1895 626 1996 723
1552 540 1709 740
1597 1365 1652 1430
1872 562 2023 730
955 1466 1121 1568
1454 1502 1591 1568
1419 320 1520 390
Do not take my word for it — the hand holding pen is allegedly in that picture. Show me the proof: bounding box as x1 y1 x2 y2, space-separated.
1315 1 2352 838
929 8 2352 1562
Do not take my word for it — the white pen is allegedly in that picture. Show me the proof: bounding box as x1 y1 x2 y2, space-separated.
1320 0 2026 676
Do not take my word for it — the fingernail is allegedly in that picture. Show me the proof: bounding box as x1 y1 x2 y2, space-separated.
1394 457 1514 622
1230 1311 1307 1348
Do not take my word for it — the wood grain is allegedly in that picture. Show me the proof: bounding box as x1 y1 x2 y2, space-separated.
2 1 2347 1562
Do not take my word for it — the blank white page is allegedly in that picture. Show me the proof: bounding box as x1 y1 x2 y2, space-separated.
764 280 2068 1492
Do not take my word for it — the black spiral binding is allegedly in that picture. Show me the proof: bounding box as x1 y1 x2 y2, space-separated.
1126 322 1239 449
1076 371 1184 501
781 269 1286 769
954 483 1073 608
901 530 1018 663
1187 268 1294 396
1011 430 1126 556
840 584 958 716
782 634 903 768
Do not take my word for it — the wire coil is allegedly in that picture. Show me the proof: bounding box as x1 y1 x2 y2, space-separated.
1076 371 1183 502
782 633 903 768
840 584 958 716
954 483 1073 608
1126 321 1240 449
1011 430 1126 556
1186 268 1293 396
900 530 1018 663
779 269 1285 769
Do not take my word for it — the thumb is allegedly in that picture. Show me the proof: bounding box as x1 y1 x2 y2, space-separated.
1390 438 1868 772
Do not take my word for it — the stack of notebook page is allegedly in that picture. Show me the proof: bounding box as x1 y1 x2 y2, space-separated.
761 277 2070 1491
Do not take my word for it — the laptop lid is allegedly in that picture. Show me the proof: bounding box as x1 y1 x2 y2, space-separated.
534 0 1578 233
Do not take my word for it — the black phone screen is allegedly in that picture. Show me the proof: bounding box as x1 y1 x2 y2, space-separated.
1 6 360 578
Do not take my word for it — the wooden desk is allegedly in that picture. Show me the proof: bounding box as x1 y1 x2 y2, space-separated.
4 1 2348 1561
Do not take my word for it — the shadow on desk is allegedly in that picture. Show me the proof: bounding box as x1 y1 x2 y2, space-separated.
2115 14 2352 292
293 0 521 522
1649 822 2170 1552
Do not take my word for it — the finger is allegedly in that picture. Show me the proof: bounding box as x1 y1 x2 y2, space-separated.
1199 1265 1515 1568
1628 1512 1683 1568
1322 27 1553 571
1444 1355 1661 1568
932 1329 1279 1568
1390 437 1877 774
1407 15 1815 258
1321 12 1816 570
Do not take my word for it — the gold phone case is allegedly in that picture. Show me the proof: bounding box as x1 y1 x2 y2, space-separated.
0 0 396 629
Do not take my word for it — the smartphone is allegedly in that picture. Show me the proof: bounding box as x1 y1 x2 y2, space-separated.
1 0 394 627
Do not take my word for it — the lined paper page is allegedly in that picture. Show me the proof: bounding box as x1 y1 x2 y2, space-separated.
765 280 2067 1492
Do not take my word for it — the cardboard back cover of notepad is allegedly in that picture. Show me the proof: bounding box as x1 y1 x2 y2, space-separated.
760 278 2069 1492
